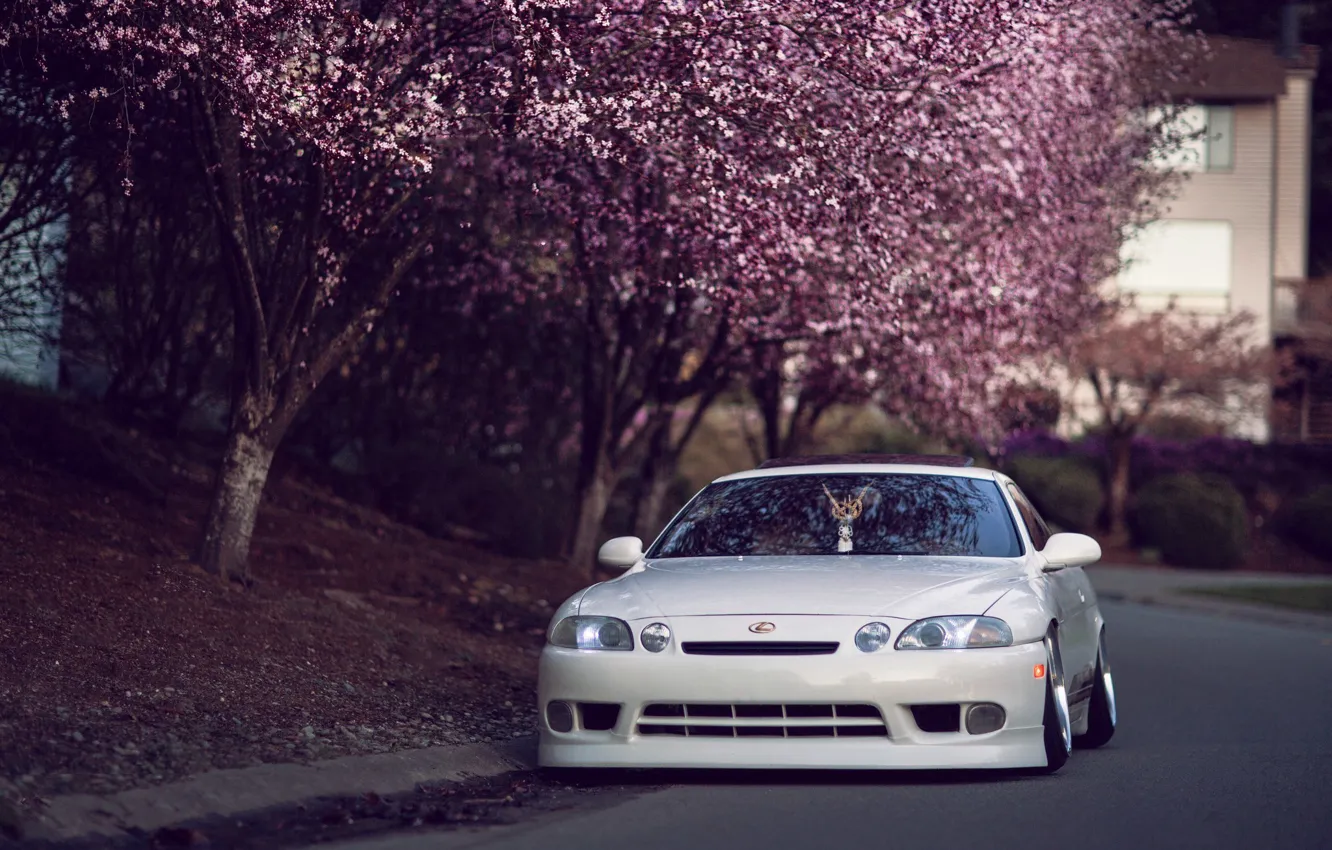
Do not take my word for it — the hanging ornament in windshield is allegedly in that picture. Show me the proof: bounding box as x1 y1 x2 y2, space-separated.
823 484 870 553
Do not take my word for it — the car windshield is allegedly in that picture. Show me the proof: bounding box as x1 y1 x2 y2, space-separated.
649 473 1022 558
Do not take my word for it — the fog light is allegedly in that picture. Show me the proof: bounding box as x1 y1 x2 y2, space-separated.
965 703 1006 735
855 622 891 652
546 701 574 733
641 623 671 652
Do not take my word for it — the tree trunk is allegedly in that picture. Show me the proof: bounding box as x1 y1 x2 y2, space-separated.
197 425 276 583
756 381 783 461
1104 430 1134 538
630 418 672 542
635 462 674 543
569 453 618 576
747 342 785 462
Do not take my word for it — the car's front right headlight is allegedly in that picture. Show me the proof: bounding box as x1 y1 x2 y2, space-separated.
895 616 1013 649
549 616 635 650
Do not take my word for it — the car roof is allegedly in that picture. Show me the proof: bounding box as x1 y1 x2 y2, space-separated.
758 453 975 469
714 459 1002 484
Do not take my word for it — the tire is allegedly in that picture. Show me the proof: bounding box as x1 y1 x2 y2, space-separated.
1076 629 1116 749
1034 628 1072 774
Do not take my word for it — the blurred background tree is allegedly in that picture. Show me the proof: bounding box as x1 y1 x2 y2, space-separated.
1064 307 1272 538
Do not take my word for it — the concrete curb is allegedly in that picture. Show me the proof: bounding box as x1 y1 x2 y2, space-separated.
17 735 539 844
1099 590 1332 633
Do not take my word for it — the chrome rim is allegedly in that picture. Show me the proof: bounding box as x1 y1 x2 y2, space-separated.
1100 630 1117 728
1046 633 1072 754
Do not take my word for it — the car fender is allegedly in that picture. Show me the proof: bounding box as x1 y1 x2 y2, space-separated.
574 574 667 620
545 587 594 642
984 582 1058 645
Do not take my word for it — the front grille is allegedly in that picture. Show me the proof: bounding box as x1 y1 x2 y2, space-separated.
637 703 887 738
680 641 839 656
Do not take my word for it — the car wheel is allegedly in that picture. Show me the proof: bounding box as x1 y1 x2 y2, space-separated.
1034 627 1072 774
1076 629 1116 749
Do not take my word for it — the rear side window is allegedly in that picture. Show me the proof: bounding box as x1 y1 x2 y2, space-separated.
1006 483 1051 550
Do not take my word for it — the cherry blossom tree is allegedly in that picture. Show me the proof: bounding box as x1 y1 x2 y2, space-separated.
1065 306 1273 537
5 0 1193 577
547 1 1193 566
4 0 575 579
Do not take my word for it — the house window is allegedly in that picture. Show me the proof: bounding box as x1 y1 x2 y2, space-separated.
1118 219 1233 299
1204 106 1234 169
1155 105 1235 172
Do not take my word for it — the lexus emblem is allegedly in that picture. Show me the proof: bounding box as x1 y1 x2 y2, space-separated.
748 621 777 634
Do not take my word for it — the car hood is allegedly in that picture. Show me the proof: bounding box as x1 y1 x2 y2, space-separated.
577 555 1029 620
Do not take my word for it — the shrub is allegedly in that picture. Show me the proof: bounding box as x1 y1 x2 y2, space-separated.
826 412 940 457
365 442 574 559
1001 429 1074 459
1005 455 1103 533
1131 473 1249 569
1274 486 1332 562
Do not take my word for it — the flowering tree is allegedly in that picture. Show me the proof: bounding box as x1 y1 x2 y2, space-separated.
4 0 575 579
540 1 1191 565
741 300 1078 466
5 0 1191 576
1065 307 1272 537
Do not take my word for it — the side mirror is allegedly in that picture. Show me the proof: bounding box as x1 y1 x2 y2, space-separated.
597 536 645 570
1040 532 1102 571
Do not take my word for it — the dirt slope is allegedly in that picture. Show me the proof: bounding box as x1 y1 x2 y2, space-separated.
0 389 588 801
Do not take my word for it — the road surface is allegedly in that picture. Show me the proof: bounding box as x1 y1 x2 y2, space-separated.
325 602 1332 850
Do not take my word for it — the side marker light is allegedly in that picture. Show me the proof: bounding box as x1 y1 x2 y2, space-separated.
1033 664 1046 679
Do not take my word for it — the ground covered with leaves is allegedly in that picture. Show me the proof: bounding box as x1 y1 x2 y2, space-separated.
8 770 659 850
0 389 589 807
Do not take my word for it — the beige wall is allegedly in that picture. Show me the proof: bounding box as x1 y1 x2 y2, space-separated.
1274 74 1315 281
1117 73 1313 342
1102 103 1279 441
1128 101 1275 342
1057 71 1316 445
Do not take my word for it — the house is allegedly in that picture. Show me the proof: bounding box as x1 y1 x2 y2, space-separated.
0 90 69 392
0 208 65 391
1064 28 1322 443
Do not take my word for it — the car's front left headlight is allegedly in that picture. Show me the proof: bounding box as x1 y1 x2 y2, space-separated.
895 616 1013 649
549 616 635 651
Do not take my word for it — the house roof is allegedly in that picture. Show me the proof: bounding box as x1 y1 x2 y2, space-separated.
1168 35 1320 101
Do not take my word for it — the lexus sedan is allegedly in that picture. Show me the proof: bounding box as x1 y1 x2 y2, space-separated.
538 454 1116 773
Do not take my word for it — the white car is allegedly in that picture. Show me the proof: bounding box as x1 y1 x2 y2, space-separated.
538 455 1116 773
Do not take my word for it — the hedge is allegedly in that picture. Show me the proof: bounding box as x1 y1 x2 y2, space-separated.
1274 486 1332 561
1131 473 1249 569
1005 455 1103 534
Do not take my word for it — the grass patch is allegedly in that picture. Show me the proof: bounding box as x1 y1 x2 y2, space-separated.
1187 584 1332 613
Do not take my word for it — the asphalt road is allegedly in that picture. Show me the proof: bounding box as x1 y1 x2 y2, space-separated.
327 602 1332 850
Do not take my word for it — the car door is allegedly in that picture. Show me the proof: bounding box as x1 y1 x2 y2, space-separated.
1004 482 1097 689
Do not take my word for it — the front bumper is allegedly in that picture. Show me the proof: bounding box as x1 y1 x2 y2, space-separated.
537 617 1049 770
